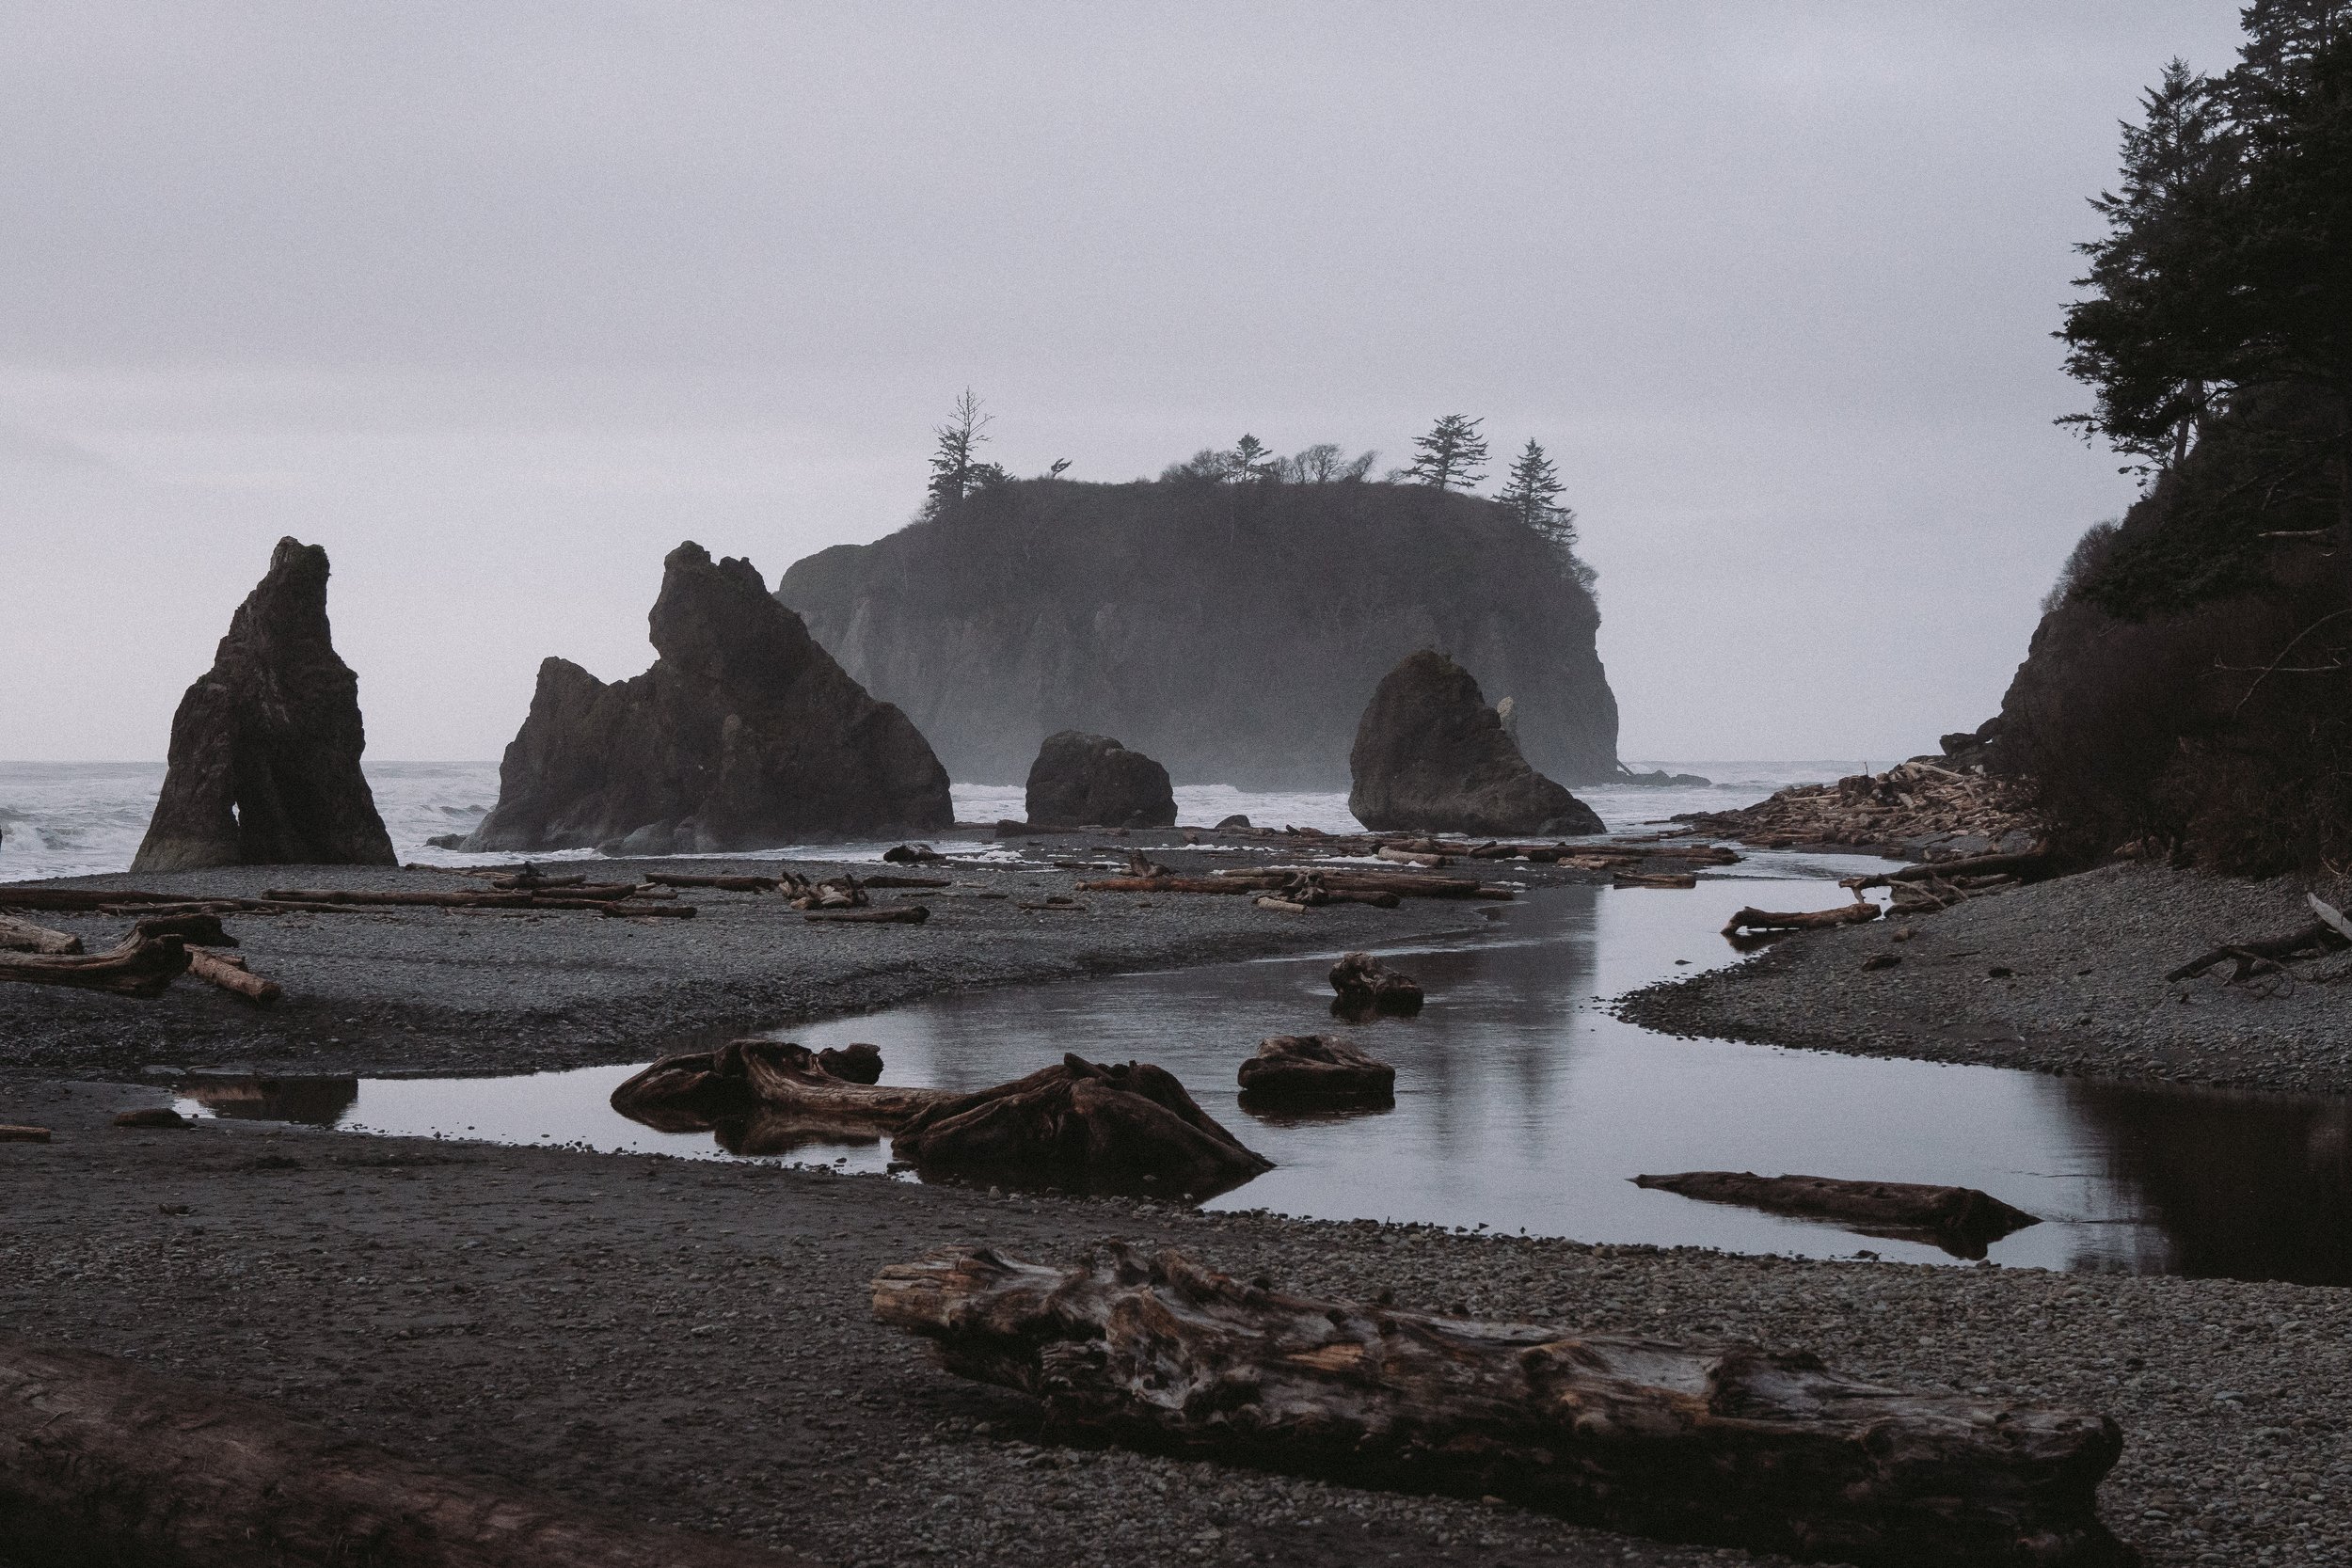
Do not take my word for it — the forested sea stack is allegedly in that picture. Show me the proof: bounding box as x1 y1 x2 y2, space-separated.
1349 649 1604 836
466 543 952 852
131 537 395 873
777 478 1618 788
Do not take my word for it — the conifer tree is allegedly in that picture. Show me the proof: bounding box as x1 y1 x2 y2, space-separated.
1402 415 1488 491
925 389 1008 515
1498 439 1576 549
1230 434 1276 480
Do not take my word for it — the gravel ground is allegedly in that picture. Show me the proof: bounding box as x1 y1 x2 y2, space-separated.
3 1089 2347 1568
0 850 1509 1084
1620 863 2352 1097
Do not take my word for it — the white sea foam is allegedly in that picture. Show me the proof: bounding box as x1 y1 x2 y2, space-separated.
0 760 1859 882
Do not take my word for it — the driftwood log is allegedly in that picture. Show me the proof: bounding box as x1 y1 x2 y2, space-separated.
1721 903 1881 937
0 931 189 997
1633 1171 2042 1259
804 905 930 925
863 874 950 890
1613 871 1697 889
644 872 778 892
1235 1035 1395 1103
891 1054 1272 1199
0 1331 803 1568
609 1040 946 1135
1842 846 2054 893
186 947 282 1006
1328 952 1423 1011
2166 919 2348 982
0 914 80 955
0 1126 52 1143
870 1244 2132 1568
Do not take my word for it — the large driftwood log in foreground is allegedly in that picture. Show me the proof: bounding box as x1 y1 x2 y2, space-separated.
1721 902 1881 937
1235 1035 1395 1103
1633 1171 2041 1259
0 1331 800 1568
892 1054 1272 1199
871 1244 2133 1568
0 931 188 997
0 914 79 955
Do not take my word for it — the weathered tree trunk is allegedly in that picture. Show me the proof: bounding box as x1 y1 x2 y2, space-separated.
1843 847 2054 892
609 1040 945 1135
0 914 80 955
1375 846 1452 867
1721 903 1881 936
870 1244 2134 1568
1633 1171 2041 1258
2166 919 2344 981
1075 876 1254 895
0 1332 802 1568
186 947 283 1006
1613 871 1697 889
0 888 192 911
262 885 644 907
644 872 778 892
0 932 188 997
891 1055 1272 1199
803 905 930 924
1235 1035 1395 1102
862 874 950 889
0 1126 51 1143
1329 952 1423 1008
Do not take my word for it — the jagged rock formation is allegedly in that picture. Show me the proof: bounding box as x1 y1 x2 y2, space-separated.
777 479 1619 788
131 539 395 873
1024 731 1175 828
1348 650 1603 836
467 543 952 852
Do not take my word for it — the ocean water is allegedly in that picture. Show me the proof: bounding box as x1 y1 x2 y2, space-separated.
0 760 1857 883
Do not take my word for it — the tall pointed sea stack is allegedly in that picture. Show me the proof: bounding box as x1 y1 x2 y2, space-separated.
467 543 953 852
1348 648 1604 836
131 538 397 873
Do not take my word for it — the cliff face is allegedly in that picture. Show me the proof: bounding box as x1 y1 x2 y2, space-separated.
776 479 1619 788
468 542 952 851
1994 393 2351 872
132 537 395 873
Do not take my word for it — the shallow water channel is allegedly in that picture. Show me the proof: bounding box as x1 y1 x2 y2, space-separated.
180 855 2352 1284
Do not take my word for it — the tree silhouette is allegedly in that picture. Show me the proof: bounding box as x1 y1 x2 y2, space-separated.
1403 415 1488 491
925 389 1008 515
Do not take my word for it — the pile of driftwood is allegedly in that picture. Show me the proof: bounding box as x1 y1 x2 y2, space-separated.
1671 760 2040 854
0 910 278 1006
1836 846 2056 916
611 1040 1269 1196
871 1244 2134 1568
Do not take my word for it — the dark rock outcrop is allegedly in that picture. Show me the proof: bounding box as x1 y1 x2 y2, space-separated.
1348 650 1604 836
131 538 395 873
777 478 1619 788
467 543 951 852
1023 731 1176 828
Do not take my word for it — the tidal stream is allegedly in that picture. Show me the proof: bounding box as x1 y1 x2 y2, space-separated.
178 855 2352 1284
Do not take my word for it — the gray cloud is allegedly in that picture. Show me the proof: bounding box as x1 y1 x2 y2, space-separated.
0 2 2249 764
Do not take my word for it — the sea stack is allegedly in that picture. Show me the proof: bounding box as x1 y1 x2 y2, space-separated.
466 542 953 852
1348 649 1604 836
131 538 396 873
1023 731 1177 828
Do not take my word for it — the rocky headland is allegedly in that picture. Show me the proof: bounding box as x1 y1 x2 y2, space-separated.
777 478 1619 788
466 543 952 853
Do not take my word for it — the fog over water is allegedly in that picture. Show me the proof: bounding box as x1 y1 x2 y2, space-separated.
0 3 2249 768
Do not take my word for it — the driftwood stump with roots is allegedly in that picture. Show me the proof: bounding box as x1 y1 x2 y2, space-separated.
871 1243 2135 1568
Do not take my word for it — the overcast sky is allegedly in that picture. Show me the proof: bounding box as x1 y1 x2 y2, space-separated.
1 2 2250 768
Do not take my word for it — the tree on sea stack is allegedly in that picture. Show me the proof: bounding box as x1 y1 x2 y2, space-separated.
1499 439 1577 549
1403 414 1488 492
924 388 1009 515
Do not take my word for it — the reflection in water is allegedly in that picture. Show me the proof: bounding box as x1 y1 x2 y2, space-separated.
178 1074 358 1126
2062 1078 2352 1281
182 865 2352 1285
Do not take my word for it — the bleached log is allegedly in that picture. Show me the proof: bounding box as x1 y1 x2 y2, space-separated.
0 931 188 997
186 947 282 1006
870 1244 2132 1568
0 914 80 955
1721 903 1881 936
